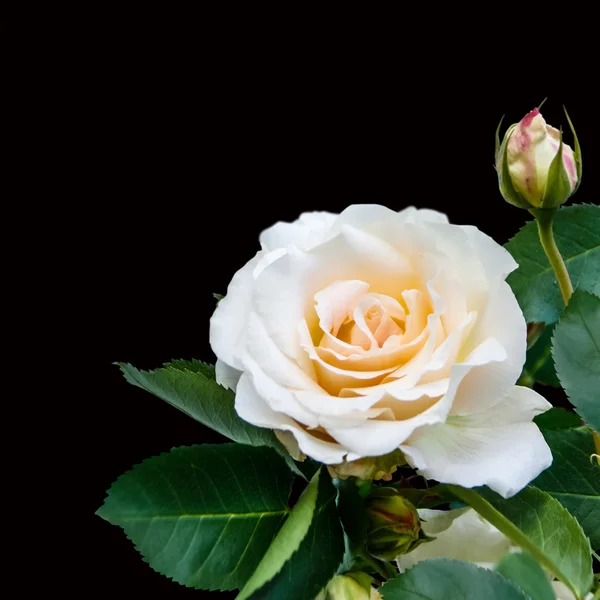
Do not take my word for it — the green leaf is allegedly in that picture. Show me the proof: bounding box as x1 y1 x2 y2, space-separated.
523 325 561 386
96 444 293 591
448 485 593 599
380 559 529 599
237 468 345 600
534 408 582 430
334 478 369 573
541 128 572 209
505 204 600 324
533 428 600 550
495 115 505 160
552 290 600 433
163 358 216 378
117 362 303 477
563 106 582 191
496 552 557 600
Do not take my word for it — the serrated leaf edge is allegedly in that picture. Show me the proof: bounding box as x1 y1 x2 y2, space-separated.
96 444 292 592
380 558 532 599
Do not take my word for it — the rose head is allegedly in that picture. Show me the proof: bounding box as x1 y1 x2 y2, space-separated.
210 206 552 498
496 107 581 210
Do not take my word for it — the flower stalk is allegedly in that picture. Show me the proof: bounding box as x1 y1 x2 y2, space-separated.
530 208 573 306
357 550 397 581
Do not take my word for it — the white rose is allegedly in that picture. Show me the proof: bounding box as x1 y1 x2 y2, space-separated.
210 205 552 497
397 507 513 571
398 508 592 600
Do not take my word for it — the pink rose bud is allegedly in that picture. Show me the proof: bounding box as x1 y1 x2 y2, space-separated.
496 107 581 210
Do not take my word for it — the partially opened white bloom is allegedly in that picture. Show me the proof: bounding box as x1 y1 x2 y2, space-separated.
397 508 513 571
398 508 592 600
552 581 594 600
210 205 552 497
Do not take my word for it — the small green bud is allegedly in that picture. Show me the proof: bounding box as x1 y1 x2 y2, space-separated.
365 487 431 561
315 573 381 600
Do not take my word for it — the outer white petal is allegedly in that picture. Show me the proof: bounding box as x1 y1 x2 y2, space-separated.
295 388 384 415
460 225 519 280
259 211 338 252
242 350 320 428
401 386 552 498
209 253 263 370
245 311 321 391
453 385 552 427
551 581 593 600
396 206 449 224
339 225 413 278
215 359 242 391
552 582 574 600
235 372 297 429
252 245 317 360
274 430 304 461
330 204 400 233
397 508 512 571
326 414 447 457
235 373 348 464
451 280 526 415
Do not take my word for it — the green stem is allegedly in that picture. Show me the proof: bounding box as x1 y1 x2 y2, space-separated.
526 322 546 350
358 550 396 581
516 371 535 388
381 559 398 580
531 209 573 306
447 485 583 600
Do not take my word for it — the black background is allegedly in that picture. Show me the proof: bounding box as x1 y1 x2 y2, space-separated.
63 18 599 597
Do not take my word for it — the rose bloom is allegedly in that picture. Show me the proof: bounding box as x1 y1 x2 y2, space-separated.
210 206 552 497
397 508 591 600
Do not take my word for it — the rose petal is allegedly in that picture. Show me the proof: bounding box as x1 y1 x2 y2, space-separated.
259 211 337 252
215 359 242 391
299 321 396 395
317 327 427 373
209 252 264 370
326 408 447 457
331 204 401 233
245 311 320 390
460 225 519 280
397 206 449 225
451 281 526 415
397 508 512 571
314 279 370 336
235 373 347 463
401 385 552 498
339 224 413 279
295 388 385 415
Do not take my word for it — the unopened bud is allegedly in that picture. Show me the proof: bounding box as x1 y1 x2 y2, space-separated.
495 106 581 210
365 487 431 560
315 573 381 600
